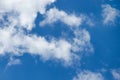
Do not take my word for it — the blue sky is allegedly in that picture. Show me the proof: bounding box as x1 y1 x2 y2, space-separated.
0 0 120 80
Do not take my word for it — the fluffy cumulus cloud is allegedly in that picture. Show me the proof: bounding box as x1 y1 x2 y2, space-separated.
102 4 120 24
0 0 93 65
0 0 56 30
73 71 104 80
111 69 120 80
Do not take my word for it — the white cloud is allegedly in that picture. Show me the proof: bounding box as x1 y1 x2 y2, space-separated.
111 69 120 80
73 71 104 80
0 23 92 65
0 0 56 30
0 0 93 65
40 8 82 27
0 26 76 64
102 4 120 24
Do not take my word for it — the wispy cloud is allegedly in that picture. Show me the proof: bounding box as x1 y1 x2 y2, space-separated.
102 4 120 25
40 7 82 27
7 57 21 66
73 70 104 80
111 69 120 80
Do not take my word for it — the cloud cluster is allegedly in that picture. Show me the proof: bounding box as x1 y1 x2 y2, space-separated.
0 0 93 65
73 71 104 80
0 0 119 80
